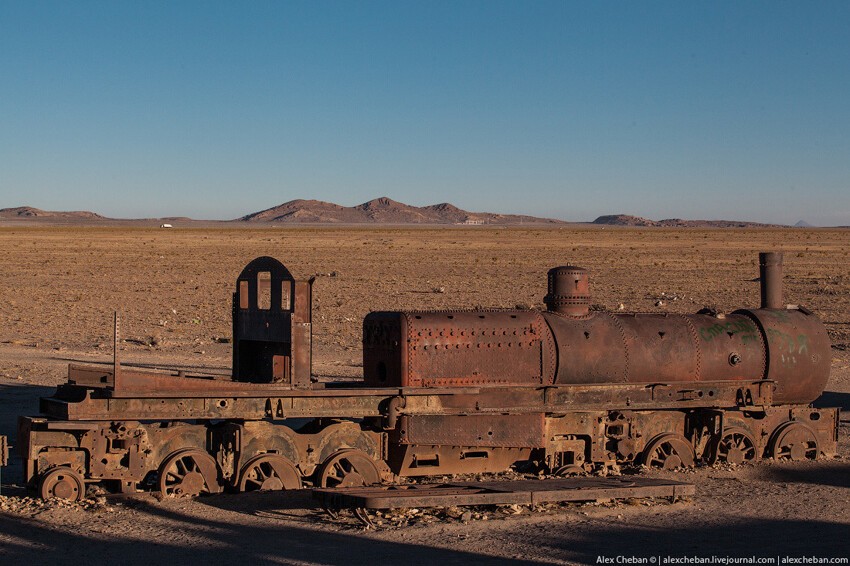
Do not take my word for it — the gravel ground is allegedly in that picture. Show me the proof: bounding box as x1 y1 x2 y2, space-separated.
1 226 848 565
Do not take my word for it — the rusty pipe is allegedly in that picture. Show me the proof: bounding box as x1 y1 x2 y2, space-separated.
759 252 783 309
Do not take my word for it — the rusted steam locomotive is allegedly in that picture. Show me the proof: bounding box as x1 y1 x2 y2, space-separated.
18 252 838 501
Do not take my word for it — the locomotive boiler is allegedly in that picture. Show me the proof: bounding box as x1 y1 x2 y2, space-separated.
17 252 838 501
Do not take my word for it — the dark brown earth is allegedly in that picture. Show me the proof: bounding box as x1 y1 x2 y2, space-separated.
0 225 848 565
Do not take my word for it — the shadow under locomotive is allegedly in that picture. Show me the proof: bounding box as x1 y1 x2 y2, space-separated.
11 252 841 502
0 382 57 490
2 500 848 565
0 504 530 566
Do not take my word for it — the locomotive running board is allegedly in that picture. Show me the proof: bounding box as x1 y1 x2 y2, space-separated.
313 477 695 512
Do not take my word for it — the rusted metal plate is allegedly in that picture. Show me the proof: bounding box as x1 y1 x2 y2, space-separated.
68 365 113 387
736 308 831 404
689 313 766 383
313 477 695 510
291 322 312 389
232 256 315 385
545 311 767 386
544 312 629 384
364 310 557 387
388 444 532 477
398 413 545 447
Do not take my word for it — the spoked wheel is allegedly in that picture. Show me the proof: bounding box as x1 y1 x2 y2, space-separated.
769 422 819 461
238 454 302 492
158 449 222 497
38 467 85 502
711 427 758 465
317 449 380 488
642 434 695 470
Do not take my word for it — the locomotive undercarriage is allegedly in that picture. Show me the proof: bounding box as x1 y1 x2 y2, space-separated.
19 371 838 500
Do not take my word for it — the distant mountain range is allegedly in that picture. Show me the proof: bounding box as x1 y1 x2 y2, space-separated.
0 206 105 220
591 214 787 228
239 197 562 225
0 203 833 228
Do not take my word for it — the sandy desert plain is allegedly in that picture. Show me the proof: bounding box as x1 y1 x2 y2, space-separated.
0 224 848 565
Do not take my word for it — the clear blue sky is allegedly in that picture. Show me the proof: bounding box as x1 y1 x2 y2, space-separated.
1 2 849 225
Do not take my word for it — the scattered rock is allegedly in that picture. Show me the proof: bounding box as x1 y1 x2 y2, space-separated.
0 494 113 515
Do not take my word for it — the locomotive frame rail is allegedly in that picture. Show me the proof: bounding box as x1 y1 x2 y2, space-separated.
40 362 776 421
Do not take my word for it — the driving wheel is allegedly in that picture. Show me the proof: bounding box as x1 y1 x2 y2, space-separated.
642 434 695 469
158 449 222 497
317 449 380 488
711 427 758 465
238 454 301 492
769 422 818 461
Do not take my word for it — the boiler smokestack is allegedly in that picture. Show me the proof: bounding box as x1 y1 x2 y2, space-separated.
759 252 783 309
545 266 590 317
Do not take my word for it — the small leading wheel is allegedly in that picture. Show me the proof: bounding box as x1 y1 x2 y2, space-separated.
711 427 758 465
158 449 222 497
238 454 302 492
317 449 381 488
39 467 85 502
642 434 695 470
769 422 819 461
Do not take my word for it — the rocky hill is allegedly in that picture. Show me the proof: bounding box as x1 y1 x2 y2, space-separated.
239 197 563 225
592 214 782 228
592 214 658 227
0 206 104 220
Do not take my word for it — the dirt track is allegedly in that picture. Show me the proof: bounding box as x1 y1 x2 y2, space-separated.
0 226 848 564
